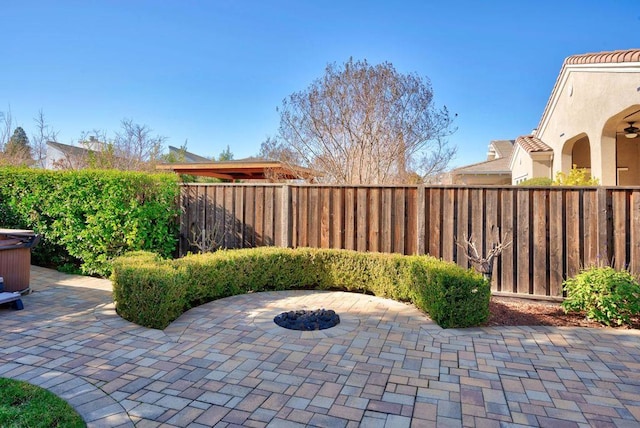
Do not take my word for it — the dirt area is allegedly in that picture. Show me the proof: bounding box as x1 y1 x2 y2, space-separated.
486 296 640 329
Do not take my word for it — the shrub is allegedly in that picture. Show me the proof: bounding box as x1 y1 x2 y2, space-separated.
562 266 640 326
553 165 599 186
518 177 553 186
0 167 180 276
112 247 489 329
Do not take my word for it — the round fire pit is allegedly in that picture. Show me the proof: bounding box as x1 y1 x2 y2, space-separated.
274 309 340 331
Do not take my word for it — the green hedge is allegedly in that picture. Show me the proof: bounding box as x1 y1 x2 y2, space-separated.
112 247 490 329
0 168 180 276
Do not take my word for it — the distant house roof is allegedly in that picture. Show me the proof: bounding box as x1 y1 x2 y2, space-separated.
156 158 317 181
47 141 94 157
453 140 514 176
514 135 552 153
168 146 211 163
452 156 512 176
490 140 514 158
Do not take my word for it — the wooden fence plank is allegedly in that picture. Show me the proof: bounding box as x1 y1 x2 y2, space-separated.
440 188 455 262
532 189 548 296
357 188 368 251
234 186 244 247
548 189 564 297
307 187 320 248
381 188 393 253
612 190 628 270
393 188 406 254
565 190 581 278
428 188 442 258
456 187 469 269
368 187 380 252
344 188 356 250
500 188 515 293
331 187 343 249
405 187 418 255
264 186 275 246
516 189 531 294
582 190 598 267
485 189 499 291
320 187 331 248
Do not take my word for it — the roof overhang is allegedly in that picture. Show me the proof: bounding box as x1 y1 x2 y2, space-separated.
156 160 317 181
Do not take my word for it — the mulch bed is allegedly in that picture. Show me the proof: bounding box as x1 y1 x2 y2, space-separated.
486 296 640 329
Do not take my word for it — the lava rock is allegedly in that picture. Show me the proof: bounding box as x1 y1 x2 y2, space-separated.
274 309 340 331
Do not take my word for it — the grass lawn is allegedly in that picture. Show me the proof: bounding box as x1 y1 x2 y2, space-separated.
0 378 86 428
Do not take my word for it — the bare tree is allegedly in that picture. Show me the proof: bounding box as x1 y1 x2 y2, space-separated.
0 110 13 165
263 58 456 184
456 228 512 280
110 119 165 171
31 110 59 168
51 120 166 171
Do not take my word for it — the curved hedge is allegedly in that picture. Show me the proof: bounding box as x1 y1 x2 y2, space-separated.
112 247 490 329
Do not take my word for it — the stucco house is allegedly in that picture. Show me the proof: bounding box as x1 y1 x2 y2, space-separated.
451 140 514 185
456 48 640 185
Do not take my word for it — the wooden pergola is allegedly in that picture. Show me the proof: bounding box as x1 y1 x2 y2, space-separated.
156 159 317 181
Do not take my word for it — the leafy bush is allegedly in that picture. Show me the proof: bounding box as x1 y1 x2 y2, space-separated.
553 165 599 186
112 247 489 330
562 266 640 326
0 167 180 276
518 177 553 186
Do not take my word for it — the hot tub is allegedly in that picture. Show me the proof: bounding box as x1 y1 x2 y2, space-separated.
0 229 39 293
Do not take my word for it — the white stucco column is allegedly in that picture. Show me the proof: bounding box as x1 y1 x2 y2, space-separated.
593 134 617 185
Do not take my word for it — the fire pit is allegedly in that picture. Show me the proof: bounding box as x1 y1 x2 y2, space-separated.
274 309 340 331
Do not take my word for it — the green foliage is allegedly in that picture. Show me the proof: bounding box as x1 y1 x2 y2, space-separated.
518 177 553 186
0 378 86 427
553 165 599 186
562 266 640 326
218 145 234 161
112 247 489 329
4 127 32 164
0 168 180 276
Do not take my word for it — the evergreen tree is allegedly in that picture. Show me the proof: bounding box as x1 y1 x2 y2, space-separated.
4 127 32 164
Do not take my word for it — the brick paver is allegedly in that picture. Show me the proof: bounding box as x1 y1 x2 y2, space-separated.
0 266 638 427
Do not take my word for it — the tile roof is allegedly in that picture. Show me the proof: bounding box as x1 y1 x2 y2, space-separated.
168 146 211 163
489 140 514 158
565 49 640 65
47 141 94 157
537 48 640 135
515 135 552 153
452 156 512 175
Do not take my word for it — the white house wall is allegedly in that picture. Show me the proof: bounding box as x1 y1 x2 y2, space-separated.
537 64 640 185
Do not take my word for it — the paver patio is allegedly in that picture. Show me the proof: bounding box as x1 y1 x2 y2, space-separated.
0 266 639 427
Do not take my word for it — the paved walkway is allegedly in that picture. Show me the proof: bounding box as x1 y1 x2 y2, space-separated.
0 267 639 427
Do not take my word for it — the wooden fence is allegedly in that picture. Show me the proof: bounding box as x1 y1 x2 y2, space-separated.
180 184 640 298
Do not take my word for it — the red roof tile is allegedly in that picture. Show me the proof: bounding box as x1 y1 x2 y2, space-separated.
565 49 640 65
537 49 640 135
515 135 552 153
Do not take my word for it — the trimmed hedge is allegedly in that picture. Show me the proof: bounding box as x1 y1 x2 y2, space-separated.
0 168 180 276
112 247 490 329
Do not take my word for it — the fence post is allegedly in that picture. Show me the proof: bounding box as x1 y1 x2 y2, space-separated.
416 185 426 255
280 184 291 248
596 187 611 264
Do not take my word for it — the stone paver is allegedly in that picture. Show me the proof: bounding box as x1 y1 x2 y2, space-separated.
0 265 638 427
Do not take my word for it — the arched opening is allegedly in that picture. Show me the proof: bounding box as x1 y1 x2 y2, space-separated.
602 105 640 185
561 133 591 175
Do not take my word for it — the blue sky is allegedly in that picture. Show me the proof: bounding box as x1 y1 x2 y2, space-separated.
2 1 639 168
